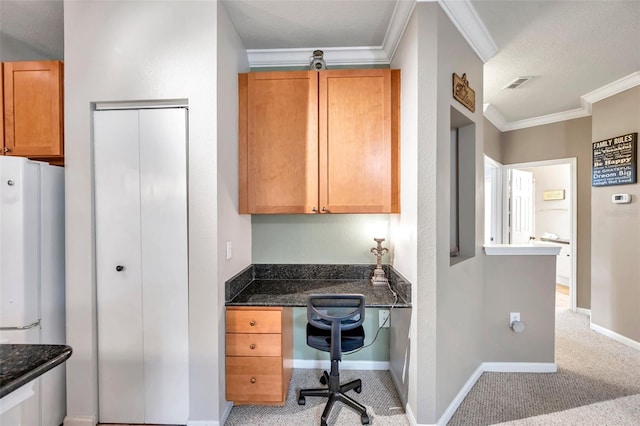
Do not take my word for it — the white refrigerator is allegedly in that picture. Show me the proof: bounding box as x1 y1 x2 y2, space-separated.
0 156 66 426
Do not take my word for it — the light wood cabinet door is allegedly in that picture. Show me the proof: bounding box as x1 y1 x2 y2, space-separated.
239 68 400 214
319 69 399 213
3 61 63 158
239 71 318 214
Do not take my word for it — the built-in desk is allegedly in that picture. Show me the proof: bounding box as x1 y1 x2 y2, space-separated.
224 264 411 406
225 264 411 308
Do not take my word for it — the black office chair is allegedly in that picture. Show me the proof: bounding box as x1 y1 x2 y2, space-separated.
297 294 369 425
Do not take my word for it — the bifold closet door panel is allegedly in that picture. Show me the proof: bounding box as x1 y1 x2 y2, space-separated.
138 108 189 423
94 108 189 424
94 109 145 423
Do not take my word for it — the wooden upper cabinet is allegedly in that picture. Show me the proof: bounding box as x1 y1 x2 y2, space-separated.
239 68 400 214
239 71 319 214
3 61 64 158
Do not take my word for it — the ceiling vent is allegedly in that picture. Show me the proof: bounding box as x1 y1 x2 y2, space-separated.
504 76 534 89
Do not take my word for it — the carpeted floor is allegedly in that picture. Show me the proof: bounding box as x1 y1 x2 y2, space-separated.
225 369 409 425
448 309 640 425
224 308 640 426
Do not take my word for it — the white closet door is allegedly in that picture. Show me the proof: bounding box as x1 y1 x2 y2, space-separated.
94 108 188 424
139 108 189 423
95 109 145 423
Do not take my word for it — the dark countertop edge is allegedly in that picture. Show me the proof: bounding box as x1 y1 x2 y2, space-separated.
225 264 412 307
0 346 72 398
225 301 411 308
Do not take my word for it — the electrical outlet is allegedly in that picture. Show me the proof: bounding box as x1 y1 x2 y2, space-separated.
379 310 390 328
226 241 232 260
510 312 520 325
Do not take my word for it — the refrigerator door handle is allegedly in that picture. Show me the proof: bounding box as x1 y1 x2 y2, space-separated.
0 320 41 331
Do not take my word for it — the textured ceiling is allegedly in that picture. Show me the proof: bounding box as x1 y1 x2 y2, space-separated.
0 0 64 60
1 0 638 129
222 0 397 49
473 0 640 123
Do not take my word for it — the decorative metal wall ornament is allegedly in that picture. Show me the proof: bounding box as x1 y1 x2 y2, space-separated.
452 73 475 112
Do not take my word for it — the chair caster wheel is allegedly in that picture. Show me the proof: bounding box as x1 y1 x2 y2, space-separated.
361 413 370 424
298 396 305 405
321 421 328 426
320 375 327 385
355 385 362 394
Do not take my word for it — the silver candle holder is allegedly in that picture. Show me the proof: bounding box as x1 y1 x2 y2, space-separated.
370 237 389 286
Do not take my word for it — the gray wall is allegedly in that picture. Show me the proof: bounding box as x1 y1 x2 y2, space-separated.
484 255 556 362
433 4 485 420
590 86 640 343
484 118 503 163
501 117 592 309
389 3 486 423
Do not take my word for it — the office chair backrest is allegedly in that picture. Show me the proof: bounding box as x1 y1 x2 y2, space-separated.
307 294 365 331
307 294 365 362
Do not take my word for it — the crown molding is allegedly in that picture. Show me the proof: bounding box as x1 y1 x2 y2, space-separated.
246 0 416 68
485 71 640 132
437 0 498 63
581 71 640 113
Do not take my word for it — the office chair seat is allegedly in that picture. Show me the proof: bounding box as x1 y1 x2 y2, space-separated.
298 294 369 426
307 323 365 353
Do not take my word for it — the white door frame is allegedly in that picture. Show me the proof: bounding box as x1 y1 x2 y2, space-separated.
484 155 503 244
502 158 578 312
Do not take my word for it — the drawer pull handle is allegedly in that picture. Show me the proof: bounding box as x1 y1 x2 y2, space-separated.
250 377 256 384
249 344 256 350
249 320 256 326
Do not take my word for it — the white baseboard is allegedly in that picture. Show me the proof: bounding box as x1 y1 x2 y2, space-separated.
433 362 556 426
482 362 557 373
63 416 97 426
576 307 591 316
220 401 233 425
293 359 389 370
186 421 220 426
590 322 640 351
436 365 484 426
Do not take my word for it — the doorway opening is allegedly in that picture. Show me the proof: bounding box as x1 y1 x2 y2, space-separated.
502 158 577 312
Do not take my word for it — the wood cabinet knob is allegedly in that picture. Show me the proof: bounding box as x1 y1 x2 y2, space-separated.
249 320 256 326
3 147 11 153
311 206 317 212
249 344 256 350
250 377 256 384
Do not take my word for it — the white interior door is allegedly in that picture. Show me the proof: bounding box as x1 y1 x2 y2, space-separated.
510 169 534 244
94 107 189 424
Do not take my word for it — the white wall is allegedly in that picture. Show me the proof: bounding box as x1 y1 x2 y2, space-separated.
216 1 250 419
64 1 242 423
523 164 571 239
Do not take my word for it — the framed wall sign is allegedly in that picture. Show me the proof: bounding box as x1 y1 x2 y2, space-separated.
592 132 637 187
543 189 565 201
452 73 475 113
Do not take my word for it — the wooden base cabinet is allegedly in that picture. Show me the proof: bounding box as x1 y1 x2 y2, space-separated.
225 306 293 405
239 68 400 214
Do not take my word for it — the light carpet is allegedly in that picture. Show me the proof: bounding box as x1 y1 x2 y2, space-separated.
225 369 409 425
448 309 640 425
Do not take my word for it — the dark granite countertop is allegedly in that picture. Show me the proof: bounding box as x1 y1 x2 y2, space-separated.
226 264 411 308
0 344 72 398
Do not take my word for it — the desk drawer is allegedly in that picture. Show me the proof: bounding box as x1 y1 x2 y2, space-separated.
226 308 282 334
226 333 281 356
226 356 284 403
